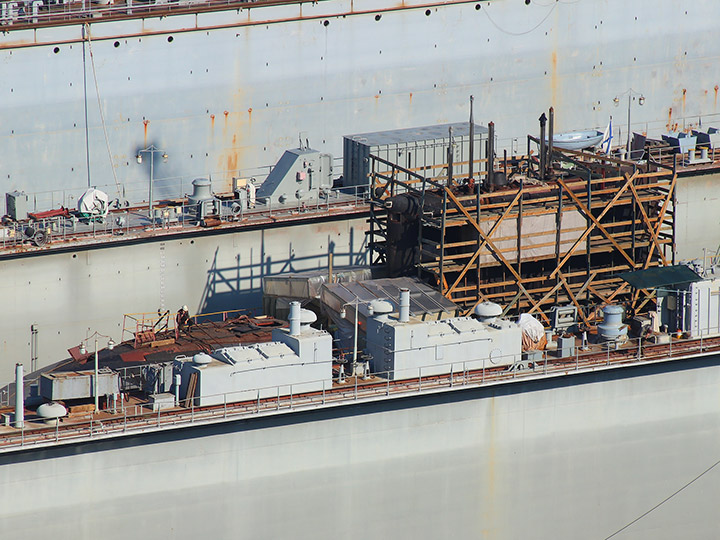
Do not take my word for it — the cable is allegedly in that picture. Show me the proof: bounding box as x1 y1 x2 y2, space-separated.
85 24 123 199
480 2 557 36
82 25 91 188
534 0 583 5
603 457 720 539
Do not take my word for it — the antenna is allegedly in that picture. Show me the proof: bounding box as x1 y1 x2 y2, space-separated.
447 126 454 187
469 95 475 181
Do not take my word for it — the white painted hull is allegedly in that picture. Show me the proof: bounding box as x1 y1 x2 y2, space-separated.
0 0 718 210
1 355 719 539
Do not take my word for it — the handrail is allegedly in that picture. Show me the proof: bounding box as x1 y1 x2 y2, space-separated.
2 330 720 452
0 0 314 30
120 307 262 343
0 184 371 254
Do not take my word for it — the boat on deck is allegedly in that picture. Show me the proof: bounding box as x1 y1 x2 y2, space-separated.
550 130 604 151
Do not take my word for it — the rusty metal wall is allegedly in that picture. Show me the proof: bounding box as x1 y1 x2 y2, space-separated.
0 0 718 204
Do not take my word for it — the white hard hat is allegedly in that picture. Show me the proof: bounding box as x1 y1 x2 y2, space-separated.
182 305 188 312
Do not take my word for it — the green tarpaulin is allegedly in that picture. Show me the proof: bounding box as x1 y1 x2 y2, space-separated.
617 265 701 290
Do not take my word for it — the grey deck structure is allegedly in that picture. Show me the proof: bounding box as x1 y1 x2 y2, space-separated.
0 206 370 385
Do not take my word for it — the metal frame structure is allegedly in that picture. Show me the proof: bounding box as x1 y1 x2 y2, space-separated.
369 148 677 323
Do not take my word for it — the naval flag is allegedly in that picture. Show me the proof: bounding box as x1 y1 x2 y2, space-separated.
601 117 613 155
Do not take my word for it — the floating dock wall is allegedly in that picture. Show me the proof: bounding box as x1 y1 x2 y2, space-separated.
1 355 719 539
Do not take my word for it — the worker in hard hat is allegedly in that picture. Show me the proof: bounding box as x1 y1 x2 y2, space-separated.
176 305 192 333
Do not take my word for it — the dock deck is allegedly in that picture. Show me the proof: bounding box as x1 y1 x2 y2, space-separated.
2 332 719 453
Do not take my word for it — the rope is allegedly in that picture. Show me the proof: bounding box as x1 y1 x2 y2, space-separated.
480 1 558 36
85 24 123 200
603 457 720 539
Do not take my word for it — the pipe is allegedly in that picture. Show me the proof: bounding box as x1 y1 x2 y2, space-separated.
554 185 563 304
352 301 359 368
539 113 547 182
503 149 508 182
289 301 301 336
487 121 495 189
15 363 23 429
94 337 99 413
399 288 410 323
174 373 182 406
548 107 554 177
468 95 475 181
447 126 454 187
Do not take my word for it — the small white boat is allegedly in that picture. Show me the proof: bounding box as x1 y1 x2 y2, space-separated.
550 130 604 151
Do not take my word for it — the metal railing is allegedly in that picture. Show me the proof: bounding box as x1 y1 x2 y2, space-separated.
0 182 371 252
494 112 720 160
2 329 720 452
5 166 273 218
1 154 352 216
0 0 286 28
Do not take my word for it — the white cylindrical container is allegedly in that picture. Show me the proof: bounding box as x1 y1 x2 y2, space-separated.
399 288 410 323
370 300 394 322
174 373 182 406
598 305 628 342
289 301 301 336
192 353 212 367
37 402 67 425
474 302 503 324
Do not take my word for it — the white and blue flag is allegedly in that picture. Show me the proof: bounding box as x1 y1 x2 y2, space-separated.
601 117 613 155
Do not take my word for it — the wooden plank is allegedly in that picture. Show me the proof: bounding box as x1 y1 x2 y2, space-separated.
526 282 564 316
635 292 655 314
551 173 638 278
629 178 669 266
445 189 523 296
561 173 638 267
444 189 548 320
141 338 176 349
558 271 591 327
641 172 677 270
185 372 198 408
587 284 611 304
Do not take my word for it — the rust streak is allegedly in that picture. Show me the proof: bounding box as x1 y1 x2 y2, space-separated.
227 153 238 176
550 50 558 106
682 88 687 114
210 113 215 130
143 119 149 145
715 85 719 109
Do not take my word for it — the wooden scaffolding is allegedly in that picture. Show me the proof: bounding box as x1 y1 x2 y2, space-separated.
369 150 677 324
